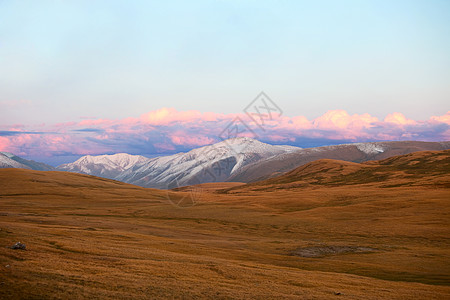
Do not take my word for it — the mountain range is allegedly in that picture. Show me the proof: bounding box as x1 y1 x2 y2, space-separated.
57 137 300 189
2 138 450 188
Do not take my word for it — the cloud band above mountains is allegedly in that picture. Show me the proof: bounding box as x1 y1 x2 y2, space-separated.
1 108 449 159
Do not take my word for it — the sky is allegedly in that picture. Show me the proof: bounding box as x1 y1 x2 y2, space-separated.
0 0 449 165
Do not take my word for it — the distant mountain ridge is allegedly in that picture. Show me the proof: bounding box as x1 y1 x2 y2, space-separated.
57 137 300 189
227 141 450 183
2 139 449 189
58 153 150 180
0 152 55 171
224 149 450 192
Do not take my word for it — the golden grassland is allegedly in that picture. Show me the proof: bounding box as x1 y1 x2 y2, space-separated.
1 150 450 299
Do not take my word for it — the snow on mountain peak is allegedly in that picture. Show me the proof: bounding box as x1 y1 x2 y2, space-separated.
0 152 30 169
58 153 151 177
194 137 299 157
0 152 16 158
72 153 148 169
57 138 302 188
355 143 385 155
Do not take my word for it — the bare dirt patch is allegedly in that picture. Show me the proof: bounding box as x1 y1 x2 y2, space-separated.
290 245 377 258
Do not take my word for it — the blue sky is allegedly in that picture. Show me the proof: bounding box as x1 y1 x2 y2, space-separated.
1 0 449 125
1 1 450 165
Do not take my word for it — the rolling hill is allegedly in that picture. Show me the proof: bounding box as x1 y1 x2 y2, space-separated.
1 149 450 298
223 149 450 192
228 141 450 183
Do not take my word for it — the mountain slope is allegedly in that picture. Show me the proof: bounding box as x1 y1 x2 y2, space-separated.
225 149 450 192
56 139 450 188
58 138 301 188
58 153 150 180
0 152 55 171
228 141 450 183
120 137 300 188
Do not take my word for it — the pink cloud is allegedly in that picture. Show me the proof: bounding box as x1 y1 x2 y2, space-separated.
290 115 312 129
140 108 198 125
313 110 379 130
153 142 176 151
430 111 450 125
1 107 449 162
170 132 215 146
384 112 417 125
140 107 226 125
0 136 12 152
78 119 113 126
266 134 295 142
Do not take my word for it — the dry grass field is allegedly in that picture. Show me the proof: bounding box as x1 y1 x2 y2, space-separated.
1 150 450 299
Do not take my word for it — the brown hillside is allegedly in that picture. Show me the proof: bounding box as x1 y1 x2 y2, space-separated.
228 141 450 183
225 150 450 192
1 163 450 299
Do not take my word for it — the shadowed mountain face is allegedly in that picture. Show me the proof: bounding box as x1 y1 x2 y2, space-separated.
228 141 450 183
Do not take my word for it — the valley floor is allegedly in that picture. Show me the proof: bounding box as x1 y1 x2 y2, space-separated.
0 169 449 299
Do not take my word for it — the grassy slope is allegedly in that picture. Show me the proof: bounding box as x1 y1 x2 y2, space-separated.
227 150 450 190
0 150 450 299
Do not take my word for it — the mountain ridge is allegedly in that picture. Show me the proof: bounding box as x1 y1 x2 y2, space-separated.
227 140 450 183
57 137 301 188
0 152 55 171
222 149 450 193
2 139 450 189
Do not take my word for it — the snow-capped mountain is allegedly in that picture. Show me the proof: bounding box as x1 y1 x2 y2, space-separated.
58 153 150 180
4 139 450 189
118 137 300 188
0 152 55 171
57 137 301 188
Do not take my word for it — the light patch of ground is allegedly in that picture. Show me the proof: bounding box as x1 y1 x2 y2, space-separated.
290 245 378 258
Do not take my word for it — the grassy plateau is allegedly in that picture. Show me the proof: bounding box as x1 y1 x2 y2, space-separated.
1 150 449 299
